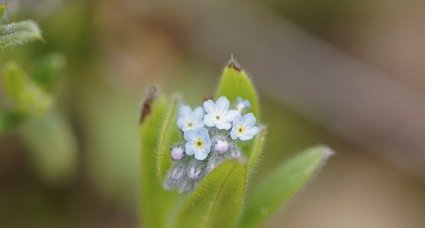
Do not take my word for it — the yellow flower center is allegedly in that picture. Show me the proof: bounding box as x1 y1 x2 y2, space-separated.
195 138 204 149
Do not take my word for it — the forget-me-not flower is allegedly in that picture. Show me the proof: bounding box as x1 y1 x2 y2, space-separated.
184 127 212 160
203 96 240 130
230 113 260 141
235 97 251 113
177 105 204 132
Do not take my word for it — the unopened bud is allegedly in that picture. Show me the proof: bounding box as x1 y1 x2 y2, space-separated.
188 167 201 180
171 146 184 160
214 140 229 153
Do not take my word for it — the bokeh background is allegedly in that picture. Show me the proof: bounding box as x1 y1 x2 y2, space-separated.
1 0 425 227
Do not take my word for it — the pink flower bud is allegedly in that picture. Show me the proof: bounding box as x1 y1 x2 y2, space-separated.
171 146 184 160
214 140 229 153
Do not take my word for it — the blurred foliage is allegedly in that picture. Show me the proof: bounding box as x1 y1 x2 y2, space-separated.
0 3 5 18
0 2 78 188
20 109 77 185
32 52 66 91
2 62 52 117
77 76 140 205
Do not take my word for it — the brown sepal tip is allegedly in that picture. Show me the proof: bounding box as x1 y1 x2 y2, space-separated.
139 85 160 123
226 54 242 72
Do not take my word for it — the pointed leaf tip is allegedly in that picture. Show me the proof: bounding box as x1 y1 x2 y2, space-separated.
139 85 160 123
226 54 242 72
216 58 260 118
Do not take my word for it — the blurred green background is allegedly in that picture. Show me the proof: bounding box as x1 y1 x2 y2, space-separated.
1 0 425 227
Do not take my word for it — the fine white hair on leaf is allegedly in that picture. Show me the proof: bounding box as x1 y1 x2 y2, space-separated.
0 20 43 48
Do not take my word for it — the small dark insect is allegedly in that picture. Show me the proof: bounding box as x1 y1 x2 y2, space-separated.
140 85 159 123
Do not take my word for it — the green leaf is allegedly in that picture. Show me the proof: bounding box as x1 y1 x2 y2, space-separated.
175 159 247 228
241 146 334 228
156 95 181 179
247 126 267 175
19 110 77 186
32 52 67 91
0 20 43 48
2 62 53 116
140 87 179 228
215 57 260 118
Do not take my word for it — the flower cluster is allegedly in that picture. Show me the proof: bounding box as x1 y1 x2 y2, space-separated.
164 96 260 192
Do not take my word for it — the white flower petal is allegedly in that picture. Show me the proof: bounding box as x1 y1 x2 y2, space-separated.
249 126 260 135
198 127 209 138
244 127 260 140
243 113 256 127
203 114 216 127
216 121 231 130
193 121 204 129
239 134 252 141
232 115 242 124
177 118 185 130
239 126 260 141
184 130 196 141
230 128 238 140
216 96 230 112
203 100 215 113
224 110 240 122
194 151 208 160
185 142 194 155
179 105 191 116
193 106 204 120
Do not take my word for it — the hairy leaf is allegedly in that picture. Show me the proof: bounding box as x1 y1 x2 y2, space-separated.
0 20 42 48
140 88 179 228
241 146 334 228
175 160 247 228
247 126 267 175
156 95 181 179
